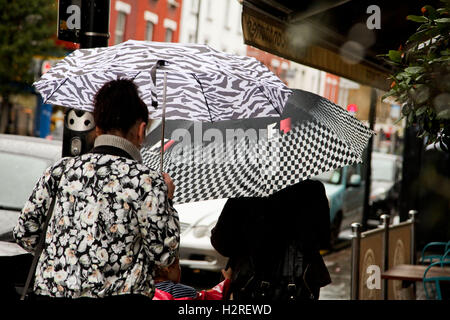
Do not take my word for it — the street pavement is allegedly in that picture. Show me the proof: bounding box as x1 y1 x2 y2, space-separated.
319 244 352 300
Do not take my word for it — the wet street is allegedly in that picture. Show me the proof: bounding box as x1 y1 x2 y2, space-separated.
320 243 352 300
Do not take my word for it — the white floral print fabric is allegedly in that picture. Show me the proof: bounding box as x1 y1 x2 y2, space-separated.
14 153 179 299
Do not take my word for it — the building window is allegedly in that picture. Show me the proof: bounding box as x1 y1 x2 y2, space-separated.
145 22 154 41
115 12 127 44
168 0 179 8
144 11 158 41
164 18 177 43
165 28 174 42
114 1 131 44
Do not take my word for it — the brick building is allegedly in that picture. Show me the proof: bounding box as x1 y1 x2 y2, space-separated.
109 0 183 45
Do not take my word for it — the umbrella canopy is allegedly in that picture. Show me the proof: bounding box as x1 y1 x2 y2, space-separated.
33 40 291 122
142 88 374 204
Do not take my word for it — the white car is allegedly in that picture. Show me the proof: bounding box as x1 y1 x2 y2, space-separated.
0 134 62 241
174 198 229 272
368 152 402 226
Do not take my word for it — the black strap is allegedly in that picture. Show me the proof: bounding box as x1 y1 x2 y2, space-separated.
20 196 57 301
286 242 302 301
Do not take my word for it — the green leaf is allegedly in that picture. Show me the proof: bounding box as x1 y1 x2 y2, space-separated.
441 49 450 55
405 66 425 74
407 112 415 125
416 106 428 116
408 29 430 42
407 15 429 23
435 18 450 23
396 72 409 80
388 50 402 63
436 109 450 119
424 5 438 20
382 90 396 100
430 56 450 63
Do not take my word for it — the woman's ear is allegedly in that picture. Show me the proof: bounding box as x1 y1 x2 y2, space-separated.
137 121 147 146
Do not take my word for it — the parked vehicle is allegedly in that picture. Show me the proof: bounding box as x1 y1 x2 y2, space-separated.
0 134 62 241
368 152 402 226
174 199 229 272
312 163 365 243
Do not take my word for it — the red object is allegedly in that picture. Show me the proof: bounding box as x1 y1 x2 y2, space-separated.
109 0 183 46
153 278 230 300
347 104 358 113
280 118 291 134
163 139 175 151
41 61 53 74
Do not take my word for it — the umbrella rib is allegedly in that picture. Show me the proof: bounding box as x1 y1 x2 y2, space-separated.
131 71 142 80
42 78 68 104
192 74 214 123
257 86 281 116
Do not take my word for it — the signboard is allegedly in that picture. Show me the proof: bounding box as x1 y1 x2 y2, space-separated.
358 228 384 300
242 5 391 91
387 222 414 300
57 0 82 43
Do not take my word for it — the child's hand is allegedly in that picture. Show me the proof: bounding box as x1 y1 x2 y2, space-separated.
221 267 232 280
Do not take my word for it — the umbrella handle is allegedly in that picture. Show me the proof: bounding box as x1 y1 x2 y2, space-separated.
160 72 167 173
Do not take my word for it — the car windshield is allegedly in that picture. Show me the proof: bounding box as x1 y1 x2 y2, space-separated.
0 152 49 210
315 168 342 185
372 157 395 182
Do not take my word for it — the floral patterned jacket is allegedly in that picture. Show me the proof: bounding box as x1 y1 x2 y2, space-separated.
13 135 180 299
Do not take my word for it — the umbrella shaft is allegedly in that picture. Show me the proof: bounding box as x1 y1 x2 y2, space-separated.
160 72 167 173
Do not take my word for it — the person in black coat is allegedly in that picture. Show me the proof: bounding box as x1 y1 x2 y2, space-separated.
210 179 331 300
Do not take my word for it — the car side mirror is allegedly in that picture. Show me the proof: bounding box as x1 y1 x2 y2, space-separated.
348 174 361 187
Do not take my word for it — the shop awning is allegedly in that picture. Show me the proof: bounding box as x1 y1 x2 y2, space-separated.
242 0 441 91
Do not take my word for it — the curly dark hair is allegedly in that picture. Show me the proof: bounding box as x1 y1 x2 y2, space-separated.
93 79 149 134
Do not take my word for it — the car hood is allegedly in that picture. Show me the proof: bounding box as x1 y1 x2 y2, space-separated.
322 183 344 198
174 198 228 226
371 180 394 196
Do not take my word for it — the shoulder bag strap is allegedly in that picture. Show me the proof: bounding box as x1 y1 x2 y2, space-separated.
20 192 58 300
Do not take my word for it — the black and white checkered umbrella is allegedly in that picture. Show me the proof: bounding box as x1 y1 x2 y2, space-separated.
142 89 374 204
33 40 291 122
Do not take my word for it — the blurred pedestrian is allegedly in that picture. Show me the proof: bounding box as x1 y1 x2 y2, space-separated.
152 255 231 300
13 79 179 302
210 179 331 301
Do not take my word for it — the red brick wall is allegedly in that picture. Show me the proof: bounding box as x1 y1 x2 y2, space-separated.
109 0 183 45
246 46 290 84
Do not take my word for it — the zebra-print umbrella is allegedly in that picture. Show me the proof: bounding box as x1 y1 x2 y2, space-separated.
141 89 374 204
33 40 291 122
